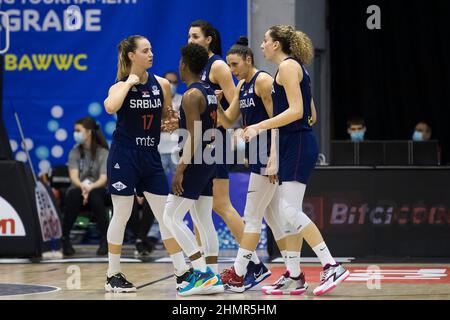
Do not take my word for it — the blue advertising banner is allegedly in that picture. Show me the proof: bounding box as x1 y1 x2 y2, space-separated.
1 0 247 173
1 0 252 250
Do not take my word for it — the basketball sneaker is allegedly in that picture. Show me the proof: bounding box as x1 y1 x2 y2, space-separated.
261 270 308 295
175 268 193 291
134 240 149 257
220 266 245 293
178 267 224 296
105 273 136 293
313 263 350 296
244 261 272 290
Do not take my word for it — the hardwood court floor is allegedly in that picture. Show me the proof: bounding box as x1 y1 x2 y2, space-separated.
0 247 449 300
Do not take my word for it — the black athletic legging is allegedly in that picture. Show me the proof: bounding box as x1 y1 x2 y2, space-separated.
62 187 109 239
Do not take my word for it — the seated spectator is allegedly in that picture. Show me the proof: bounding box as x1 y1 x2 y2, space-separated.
62 117 110 256
412 121 432 141
347 117 367 142
412 121 442 164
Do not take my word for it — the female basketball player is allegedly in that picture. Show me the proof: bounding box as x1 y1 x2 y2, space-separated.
218 37 306 294
163 43 224 296
103 35 190 293
188 20 268 284
242 26 349 296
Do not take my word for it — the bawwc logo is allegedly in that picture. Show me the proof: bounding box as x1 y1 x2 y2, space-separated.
0 196 26 237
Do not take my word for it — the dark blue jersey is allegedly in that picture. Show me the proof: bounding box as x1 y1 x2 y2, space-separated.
179 82 218 148
112 73 164 150
272 57 313 132
239 71 272 174
201 54 230 110
239 71 270 127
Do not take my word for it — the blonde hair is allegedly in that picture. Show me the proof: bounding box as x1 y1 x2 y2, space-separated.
116 35 145 81
269 25 314 65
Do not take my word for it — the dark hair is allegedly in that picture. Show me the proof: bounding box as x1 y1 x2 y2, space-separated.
117 35 146 80
75 117 109 159
227 36 254 66
190 20 222 56
180 44 209 75
416 121 432 133
347 117 366 128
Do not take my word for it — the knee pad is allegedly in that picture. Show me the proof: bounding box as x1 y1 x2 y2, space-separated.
159 221 173 242
243 214 263 234
264 206 299 240
162 210 173 230
281 202 312 232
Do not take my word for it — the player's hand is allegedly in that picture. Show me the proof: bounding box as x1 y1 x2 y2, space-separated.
126 74 140 87
172 171 184 196
243 124 260 142
215 90 224 102
268 174 278 184
136 196 144 205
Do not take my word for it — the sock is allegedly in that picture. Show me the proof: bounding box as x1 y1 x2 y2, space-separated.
207 264 219 273
107 252 121 277
251 252 261 264
234 248 253 277
171 251 189 276
191 257 207 272
286 251 301 278
312 242 337 267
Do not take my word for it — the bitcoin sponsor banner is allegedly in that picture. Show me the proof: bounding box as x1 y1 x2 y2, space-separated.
1 0 246 172
269 168 450 258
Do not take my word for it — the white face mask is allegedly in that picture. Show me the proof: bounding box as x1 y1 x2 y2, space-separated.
74 131 86 144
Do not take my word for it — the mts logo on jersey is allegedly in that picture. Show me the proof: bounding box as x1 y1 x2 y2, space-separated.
0 196 26 237
136 136 156 147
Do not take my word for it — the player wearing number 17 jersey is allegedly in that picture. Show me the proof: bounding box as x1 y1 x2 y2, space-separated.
103 35 188 293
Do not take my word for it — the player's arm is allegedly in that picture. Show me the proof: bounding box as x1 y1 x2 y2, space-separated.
255 72 274 118
104 74 140 114
310 98 318 125
217 80 243 128
256 73 279 163
211 60 236 104
172 90 204 196
178 89 204 172
156 75 172 121
250 60 303 131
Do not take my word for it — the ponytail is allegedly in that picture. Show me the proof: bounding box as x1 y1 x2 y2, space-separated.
211 28 222 56
116 35 146 81
290 31 314 65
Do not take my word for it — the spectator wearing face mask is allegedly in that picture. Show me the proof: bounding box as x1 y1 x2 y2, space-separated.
159 71 183 175
412 121 432 141
63 117 110 256
347 117 367 142
411 121 442 165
